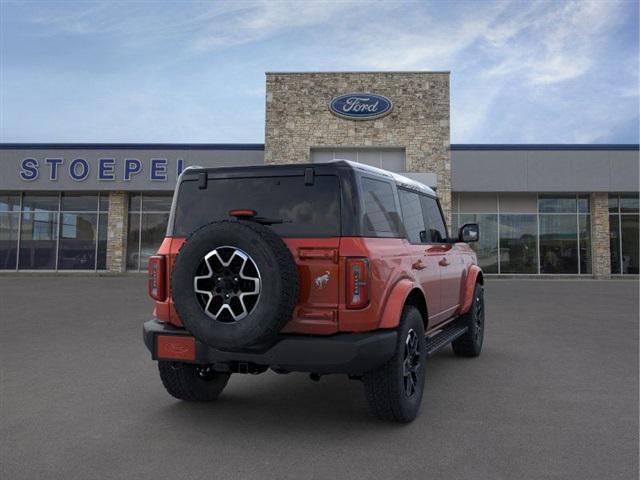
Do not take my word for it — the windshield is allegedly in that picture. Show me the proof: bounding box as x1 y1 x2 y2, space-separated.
172 175 341 237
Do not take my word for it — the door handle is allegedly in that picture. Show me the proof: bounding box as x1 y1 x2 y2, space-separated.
412 260 426 271
425 245 449 255
439 257 450 267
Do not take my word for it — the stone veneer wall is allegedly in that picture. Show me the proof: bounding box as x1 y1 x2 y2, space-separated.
106 191 129 272
590 192 611 277
264 72 452 222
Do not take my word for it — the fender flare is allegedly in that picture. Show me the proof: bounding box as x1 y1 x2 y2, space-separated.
378 279 424 329
460 265 483 315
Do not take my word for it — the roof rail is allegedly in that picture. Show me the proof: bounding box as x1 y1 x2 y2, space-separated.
328 159 436 195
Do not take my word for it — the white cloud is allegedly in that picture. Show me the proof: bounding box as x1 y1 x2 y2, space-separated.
4 0 637 143
187 1 362 52
483 0 623 85
331 5 509 70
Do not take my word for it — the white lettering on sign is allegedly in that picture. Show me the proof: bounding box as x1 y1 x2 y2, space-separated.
329 92 392 120
342 97 380 113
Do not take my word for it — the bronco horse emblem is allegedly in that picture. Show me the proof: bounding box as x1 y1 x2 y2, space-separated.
314 271 330 289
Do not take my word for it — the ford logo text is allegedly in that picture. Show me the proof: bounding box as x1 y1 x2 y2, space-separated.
329 93 393 120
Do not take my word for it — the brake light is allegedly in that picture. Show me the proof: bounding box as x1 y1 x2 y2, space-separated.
148 255 166 301
346 257 369 309
229 209 256 218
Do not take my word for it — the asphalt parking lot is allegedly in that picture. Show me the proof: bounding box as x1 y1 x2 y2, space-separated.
1 276 638 480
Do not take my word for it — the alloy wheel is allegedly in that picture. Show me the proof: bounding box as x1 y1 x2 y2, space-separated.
193 246 261 322
403 329 421 397
474 290 484 342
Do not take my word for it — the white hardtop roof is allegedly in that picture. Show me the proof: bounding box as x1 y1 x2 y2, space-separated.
329 159 436 196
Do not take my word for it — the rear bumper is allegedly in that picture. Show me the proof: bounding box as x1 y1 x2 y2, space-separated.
143 319 397 375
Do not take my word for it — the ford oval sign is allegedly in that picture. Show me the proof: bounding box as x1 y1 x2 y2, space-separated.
329 93 393 120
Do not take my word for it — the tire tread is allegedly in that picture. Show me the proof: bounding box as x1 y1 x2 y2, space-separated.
452 283 483 357
158 361 230 402
363 306 426 423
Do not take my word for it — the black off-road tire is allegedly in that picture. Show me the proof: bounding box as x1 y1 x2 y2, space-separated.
362 306 427 423
171 220 298 350
452 282 484 357
158 361 231 402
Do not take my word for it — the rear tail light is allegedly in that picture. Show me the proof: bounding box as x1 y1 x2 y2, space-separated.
346 257 369 309
148 255 167 301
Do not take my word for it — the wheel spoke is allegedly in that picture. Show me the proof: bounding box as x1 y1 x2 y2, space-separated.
194 280 211 296
406 372 415 396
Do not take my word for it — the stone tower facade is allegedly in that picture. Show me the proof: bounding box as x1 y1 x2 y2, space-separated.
264 72 452 221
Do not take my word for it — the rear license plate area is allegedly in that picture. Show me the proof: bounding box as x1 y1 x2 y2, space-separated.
156 335 196 361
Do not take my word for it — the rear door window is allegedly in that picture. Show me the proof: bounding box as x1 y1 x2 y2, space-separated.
173 175 340 237
420 195 448 243
361 177 401 236
398 189 427 243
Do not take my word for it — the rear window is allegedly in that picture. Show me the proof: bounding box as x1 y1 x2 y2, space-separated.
172 175 341 237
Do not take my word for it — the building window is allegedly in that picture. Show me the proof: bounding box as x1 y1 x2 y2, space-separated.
0 193 20 270
452 193 592 274
578 214 591 274
537 195 590 274
19 193 59 269
609 193 639 274
453 214 499 273
58 193 108 270
499 214 537 274
538 196 576 213
539 214 579 273
127 193 173 271
0 192 108 271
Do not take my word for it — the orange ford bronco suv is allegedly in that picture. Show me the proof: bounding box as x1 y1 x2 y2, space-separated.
144 160 484 422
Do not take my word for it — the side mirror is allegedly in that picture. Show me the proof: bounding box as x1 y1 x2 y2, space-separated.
458 223 479 243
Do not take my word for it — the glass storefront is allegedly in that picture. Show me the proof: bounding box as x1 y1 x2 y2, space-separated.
578 215 591 274
0 192 108 270
609 193 639 274
0 193 20 269
539 214 578 273
498 214 537 274
1 190 635 275
453 214 498 273
126 193 173 271
453 193 592 274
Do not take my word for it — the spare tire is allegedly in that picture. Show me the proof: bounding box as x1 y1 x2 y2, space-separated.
171 220 299 350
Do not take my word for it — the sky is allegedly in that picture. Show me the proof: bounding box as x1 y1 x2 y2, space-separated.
0 0 638 144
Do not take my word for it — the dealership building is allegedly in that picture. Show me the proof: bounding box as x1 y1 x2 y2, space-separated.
0 72 638 276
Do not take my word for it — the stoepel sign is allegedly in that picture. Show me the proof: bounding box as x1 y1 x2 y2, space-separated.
329 93 393 120
19 157 185 182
